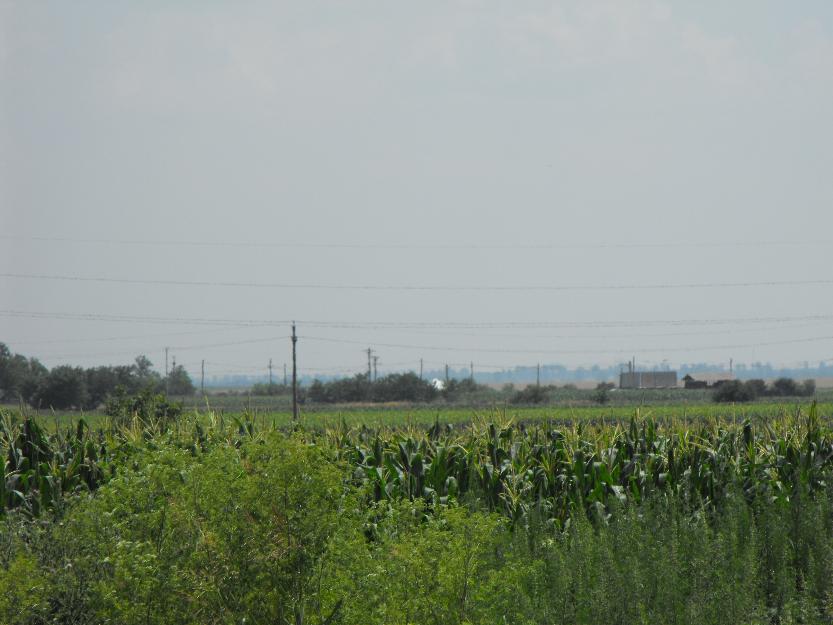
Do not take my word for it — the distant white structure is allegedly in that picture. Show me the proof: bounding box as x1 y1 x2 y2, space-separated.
619 359 677 389
431 378 445 391
619 370 678 389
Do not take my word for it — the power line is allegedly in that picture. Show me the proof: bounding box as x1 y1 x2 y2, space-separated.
5 325 259 346
4 272 833 292
0 309 288 327
6 309 833 330
20 320 833 362
302 333 833 356
3 233 832 250
34 335 289 360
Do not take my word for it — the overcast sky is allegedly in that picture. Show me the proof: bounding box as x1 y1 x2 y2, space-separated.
3 0 833 380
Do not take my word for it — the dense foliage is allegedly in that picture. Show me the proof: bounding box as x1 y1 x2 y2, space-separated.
3 402 833 623
307 372 440 403
714 377 816 403
0 344 195 409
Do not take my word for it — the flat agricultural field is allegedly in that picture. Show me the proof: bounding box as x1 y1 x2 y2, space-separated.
11 399 832 431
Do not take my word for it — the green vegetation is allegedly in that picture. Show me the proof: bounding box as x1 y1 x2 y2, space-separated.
0 343 195 410
714 377 817 403
3 399 833 623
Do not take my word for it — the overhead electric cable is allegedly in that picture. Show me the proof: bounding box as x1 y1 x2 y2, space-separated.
5 309 833 329
3 233 831 250
3 272 833 292
301 334 833 356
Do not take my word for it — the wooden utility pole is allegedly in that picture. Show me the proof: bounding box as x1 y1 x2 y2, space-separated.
291 322 298 421
537 363 541 387
373 355 379 382
283 363 287 386
201 359 205 396
470 361 474 383
445 364 449 384
419 358 423 380
268 358 273 386
165 347 169 395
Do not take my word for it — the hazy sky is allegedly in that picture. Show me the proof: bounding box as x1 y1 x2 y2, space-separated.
3 1 833 380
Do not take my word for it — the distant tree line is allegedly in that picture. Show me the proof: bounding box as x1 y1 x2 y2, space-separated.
280 373 498 404
306 373 439 403
713 377 816 403
0 343 195 410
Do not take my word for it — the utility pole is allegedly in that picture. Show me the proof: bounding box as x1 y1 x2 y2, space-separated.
470 361 474 383
170 356 176 394
445 364 449 384
366 348 373 381
268 358 273 386
537 363 541 387
283 363 287 386
201 359 205 396
291 322 298 421
165 347 169 395
373 355 379 382
419 358 423 380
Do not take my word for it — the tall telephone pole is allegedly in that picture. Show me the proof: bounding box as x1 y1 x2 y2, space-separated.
283 363 287 386
268 358 273 386
419 358 423 380
291 322 298 421
373 355 379 382
470 361 474 383
537 363 541 387
201 359 205 396
366 348 373 381
165 347 169 395
445 364 449 384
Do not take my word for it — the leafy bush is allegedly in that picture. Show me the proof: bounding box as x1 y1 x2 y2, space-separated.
250 382 291 396
104 387 182 426
510 384 551 405
4 410 833 623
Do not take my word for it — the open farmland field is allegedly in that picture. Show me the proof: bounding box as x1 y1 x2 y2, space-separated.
4 400 833 623
14 398 833 431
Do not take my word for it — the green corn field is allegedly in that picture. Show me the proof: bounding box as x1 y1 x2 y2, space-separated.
3 404 833 623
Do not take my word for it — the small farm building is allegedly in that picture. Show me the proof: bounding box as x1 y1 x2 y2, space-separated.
619 370 678 389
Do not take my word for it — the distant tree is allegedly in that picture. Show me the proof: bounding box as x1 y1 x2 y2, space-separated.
371 373 438 402
32 366 89 410
105 387 183 427
801 379 816 397
251 382 290 396
308 374 369 403
0 343 47 403
166 364 195 396
744 379 767 398
131 355 163 392
510 385 550 405
771 377 799 397
593 384 612 405
85 366 120 408
713 380 755 403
